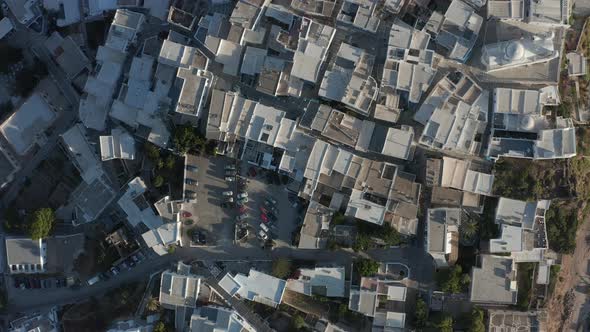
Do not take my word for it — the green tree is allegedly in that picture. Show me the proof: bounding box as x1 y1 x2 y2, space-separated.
461 219 478 239
153 321 169 332
381 224 401 246
353 233 370 252
164 154 176 170
271 258 292 279
145 143 160 160
167 245 176 254
146 296 160 312
355 258 379 276
29 208 55 240
468 307 485 332
414 298 428 328
153 175 164 188
436 316 453 332
290 314 306 331
438 265 469 294
173 125 203 154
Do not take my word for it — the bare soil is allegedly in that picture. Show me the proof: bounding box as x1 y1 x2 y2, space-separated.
544 210 590 331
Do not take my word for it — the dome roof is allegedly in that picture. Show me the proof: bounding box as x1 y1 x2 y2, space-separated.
520 115 535 131
504 41 525 62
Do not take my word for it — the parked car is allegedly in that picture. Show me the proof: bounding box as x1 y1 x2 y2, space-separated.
267 213 278 222
185 190 197 199
221 202 233 208
110 267 119 276
225 196 234 203
258 230 269 241
239 206 248 214
225 176 235 182
187 165 198 172
261 213 269 223
236 214 249 222
237 192 248 199
263 202 278 214
225 164 236 171
222 191 234 196
87 276 100 286
266 197 277 205
260 223 270 233
186 179 198 186
192 231 206 245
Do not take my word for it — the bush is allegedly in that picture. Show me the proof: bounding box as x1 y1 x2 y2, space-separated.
436 315 453 332
545 204 577 254
355 258 379 276
468 307 485 332
517 262 535 310
153 175 164 188
414 298 428 327
29 208 55 240
332 212 346 225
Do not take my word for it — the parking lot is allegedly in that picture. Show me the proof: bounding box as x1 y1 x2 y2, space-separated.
180 155 236 247
234 161 304 249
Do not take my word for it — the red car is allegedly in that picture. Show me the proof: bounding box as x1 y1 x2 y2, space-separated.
239 206 248 214
260 206 269 214
261 213 269 223
181 211 192 218
248 167 257 177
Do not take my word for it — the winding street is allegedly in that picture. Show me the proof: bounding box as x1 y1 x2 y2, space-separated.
4 245 434 316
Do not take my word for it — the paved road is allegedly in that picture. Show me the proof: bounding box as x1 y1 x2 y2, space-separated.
4 244 434 315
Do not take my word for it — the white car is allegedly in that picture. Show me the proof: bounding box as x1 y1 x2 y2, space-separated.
225 176 234 182
260 223 269 233
222 191 233 196
237 192 248 199
258 230 269 241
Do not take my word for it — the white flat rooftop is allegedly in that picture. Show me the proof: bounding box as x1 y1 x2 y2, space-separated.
0 93 56 155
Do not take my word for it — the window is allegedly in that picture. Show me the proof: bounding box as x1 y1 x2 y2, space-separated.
260 133 270 142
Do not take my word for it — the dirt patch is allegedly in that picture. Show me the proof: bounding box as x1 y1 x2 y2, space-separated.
544 206 590 331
